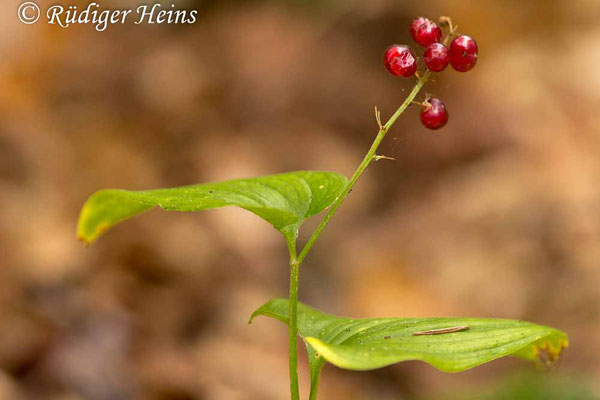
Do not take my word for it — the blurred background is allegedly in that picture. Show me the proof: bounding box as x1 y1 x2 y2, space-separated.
1 0 600 399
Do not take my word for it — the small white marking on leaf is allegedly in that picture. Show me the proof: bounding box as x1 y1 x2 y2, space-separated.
412 326 469 336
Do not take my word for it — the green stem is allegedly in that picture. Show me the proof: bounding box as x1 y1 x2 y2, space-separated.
308 363 324 400
285 72 430 400
287 239 300 400
297 72 430 400
297 72 431 266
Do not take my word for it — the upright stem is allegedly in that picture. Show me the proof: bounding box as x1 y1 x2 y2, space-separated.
286 72 430 400
287 239 300 400
297 72 430 266
308 364 324 400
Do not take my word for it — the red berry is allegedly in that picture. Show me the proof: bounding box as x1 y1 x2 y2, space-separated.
450 35 478 72
412 19 442 47
423 43 450 72
410 17 428 41
420 98 448 130
383 45 417 78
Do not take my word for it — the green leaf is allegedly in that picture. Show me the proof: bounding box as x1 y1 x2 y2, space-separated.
78 171 348 244
250 299 568 374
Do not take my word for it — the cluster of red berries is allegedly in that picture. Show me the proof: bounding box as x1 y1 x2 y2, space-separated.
383 17 478 130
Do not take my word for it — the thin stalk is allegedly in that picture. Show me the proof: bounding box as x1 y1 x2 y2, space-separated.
297 72 430 266
285 72 430 400
308 364 324 400
287 238 300 400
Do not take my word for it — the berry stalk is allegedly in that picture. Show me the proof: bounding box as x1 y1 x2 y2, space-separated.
297 70 431 265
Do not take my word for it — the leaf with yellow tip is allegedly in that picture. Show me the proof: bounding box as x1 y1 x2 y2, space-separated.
77 171 348 244
250 299 568 375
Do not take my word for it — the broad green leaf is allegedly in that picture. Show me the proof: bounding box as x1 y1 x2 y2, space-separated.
250 299 568 374
78 171 347 244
